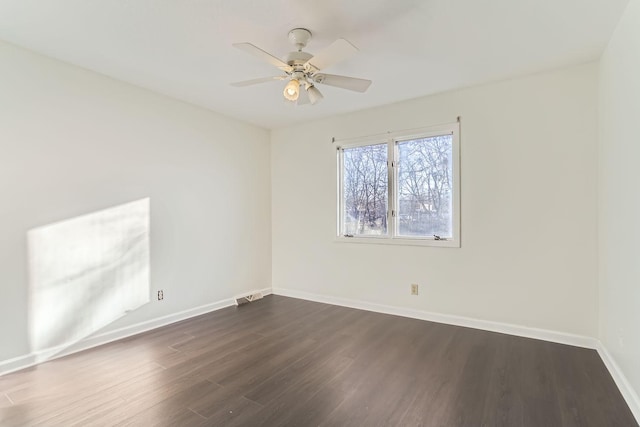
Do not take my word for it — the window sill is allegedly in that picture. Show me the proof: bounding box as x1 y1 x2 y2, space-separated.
334 236 460 248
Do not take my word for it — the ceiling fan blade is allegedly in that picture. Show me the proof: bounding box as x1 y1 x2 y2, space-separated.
313 73 372 93
304 39 358 71
296 87 310 105
230 76 287 87
233 43 292 72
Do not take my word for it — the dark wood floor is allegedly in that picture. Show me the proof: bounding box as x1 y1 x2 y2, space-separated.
0 295 636 427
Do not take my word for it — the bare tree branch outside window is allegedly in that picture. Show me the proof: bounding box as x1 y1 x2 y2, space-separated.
342 143 388 235
397 135 453 237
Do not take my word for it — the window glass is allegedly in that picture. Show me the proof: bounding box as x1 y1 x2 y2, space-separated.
342 143 388 236
397 135 453 238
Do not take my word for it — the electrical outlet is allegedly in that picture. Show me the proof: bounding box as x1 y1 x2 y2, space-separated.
411 284 419 295
157 290 164 301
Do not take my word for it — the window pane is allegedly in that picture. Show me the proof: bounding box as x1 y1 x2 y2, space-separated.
342 143 388 236
397 135 453 237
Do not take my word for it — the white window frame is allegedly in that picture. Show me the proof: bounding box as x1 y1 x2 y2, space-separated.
336 122 460 248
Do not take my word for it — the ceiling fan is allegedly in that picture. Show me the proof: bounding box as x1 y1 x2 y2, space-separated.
231 28 372 105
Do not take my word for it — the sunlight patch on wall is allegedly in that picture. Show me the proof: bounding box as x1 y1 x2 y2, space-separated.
28 198 150 355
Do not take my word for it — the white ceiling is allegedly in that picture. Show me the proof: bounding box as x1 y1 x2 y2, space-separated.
0 0 630 129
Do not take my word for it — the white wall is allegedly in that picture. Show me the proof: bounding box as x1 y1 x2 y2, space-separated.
0 41 271 362
272 64 599 337
599 0 640 408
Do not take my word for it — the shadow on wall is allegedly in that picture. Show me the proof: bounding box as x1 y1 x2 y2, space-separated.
27 198 151 361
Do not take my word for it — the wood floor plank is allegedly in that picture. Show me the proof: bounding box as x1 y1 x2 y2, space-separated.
479 335 525 427
117 408 209 427
444 330 502 426
209 337 318 389
0 361 163 426
251 357 356 427
519 339 564 426
243 333 355 405
0 394 12 409
194 395 262 427
33 394 127 427
576 348 638 425
0 295 636 427
396 327 476 426
114 380 219 427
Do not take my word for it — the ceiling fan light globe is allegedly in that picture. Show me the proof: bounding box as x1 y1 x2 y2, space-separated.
307 85 323 105
283 79 300 101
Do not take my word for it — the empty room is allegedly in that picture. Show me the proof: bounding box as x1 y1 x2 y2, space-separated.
1 0 639 426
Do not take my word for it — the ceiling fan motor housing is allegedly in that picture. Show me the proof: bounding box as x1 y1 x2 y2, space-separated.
286 51 313 67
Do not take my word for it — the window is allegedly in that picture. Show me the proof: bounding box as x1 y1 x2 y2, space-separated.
337 122 460 247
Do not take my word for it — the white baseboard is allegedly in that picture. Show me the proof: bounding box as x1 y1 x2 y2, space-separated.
596 343 640 423
0 287 272 377
272 287 597 348
0 353 35 377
